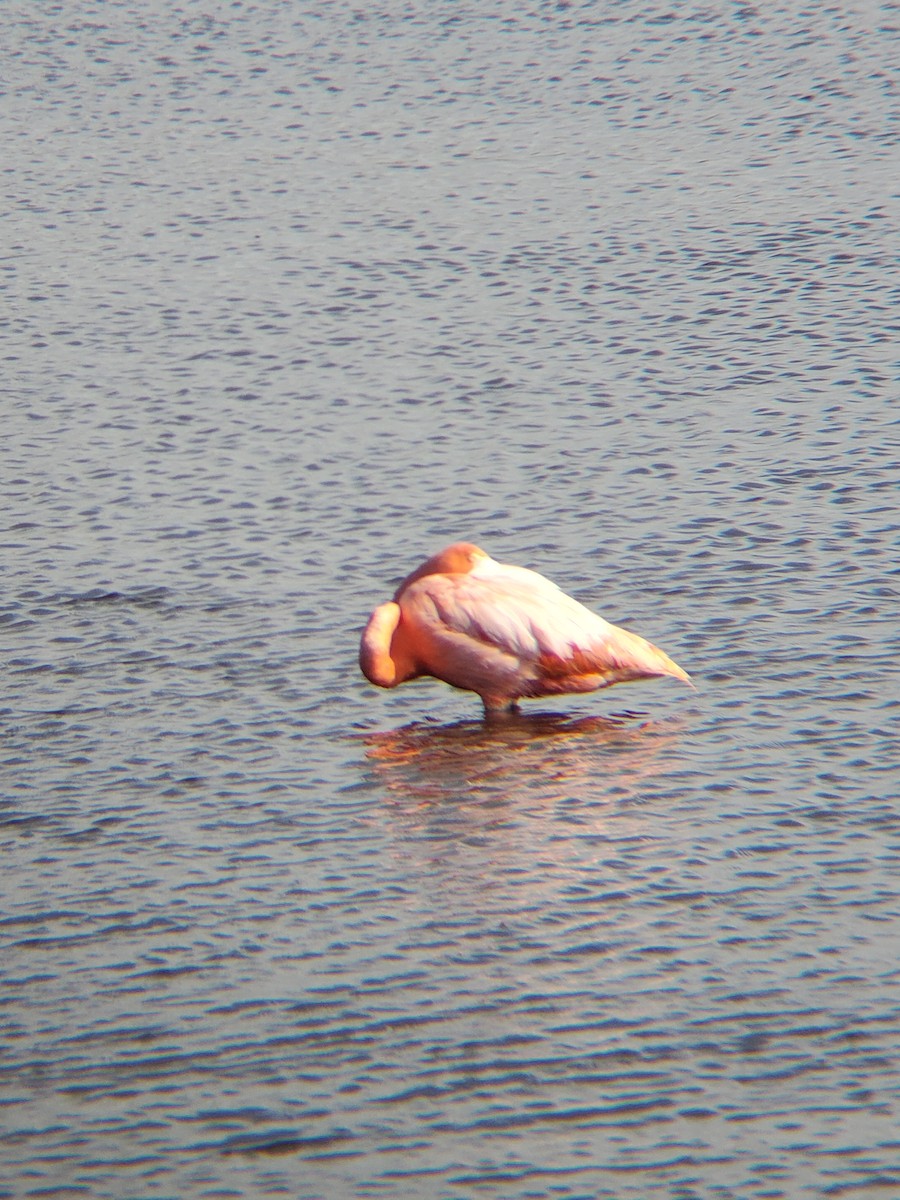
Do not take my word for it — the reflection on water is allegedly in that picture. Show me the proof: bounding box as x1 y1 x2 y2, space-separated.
361 710 687 809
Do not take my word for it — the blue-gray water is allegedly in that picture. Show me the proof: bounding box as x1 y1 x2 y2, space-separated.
2 3 898 1198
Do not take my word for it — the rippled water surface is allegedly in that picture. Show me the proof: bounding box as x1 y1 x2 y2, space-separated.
2 2 898 1198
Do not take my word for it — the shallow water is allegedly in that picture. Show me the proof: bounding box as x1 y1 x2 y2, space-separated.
2 2 898 1198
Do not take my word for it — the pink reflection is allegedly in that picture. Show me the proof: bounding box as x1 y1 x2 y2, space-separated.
358 710 687 810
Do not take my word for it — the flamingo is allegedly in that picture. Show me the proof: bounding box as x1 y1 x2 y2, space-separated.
360 542 691 716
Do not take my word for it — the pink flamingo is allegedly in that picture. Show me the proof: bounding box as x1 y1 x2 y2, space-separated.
360 542 691 716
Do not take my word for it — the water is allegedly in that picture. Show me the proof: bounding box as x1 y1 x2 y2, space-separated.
2 2 898 1197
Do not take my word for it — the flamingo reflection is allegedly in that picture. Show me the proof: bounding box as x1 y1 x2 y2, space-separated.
358 710 685 810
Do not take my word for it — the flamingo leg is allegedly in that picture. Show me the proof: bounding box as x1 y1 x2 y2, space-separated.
482 695 521 718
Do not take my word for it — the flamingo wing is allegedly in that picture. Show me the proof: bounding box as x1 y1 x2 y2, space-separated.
400 563 688 703
407 568 610 661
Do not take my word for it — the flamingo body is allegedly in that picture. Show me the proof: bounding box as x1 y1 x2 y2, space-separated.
360 542 690 715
